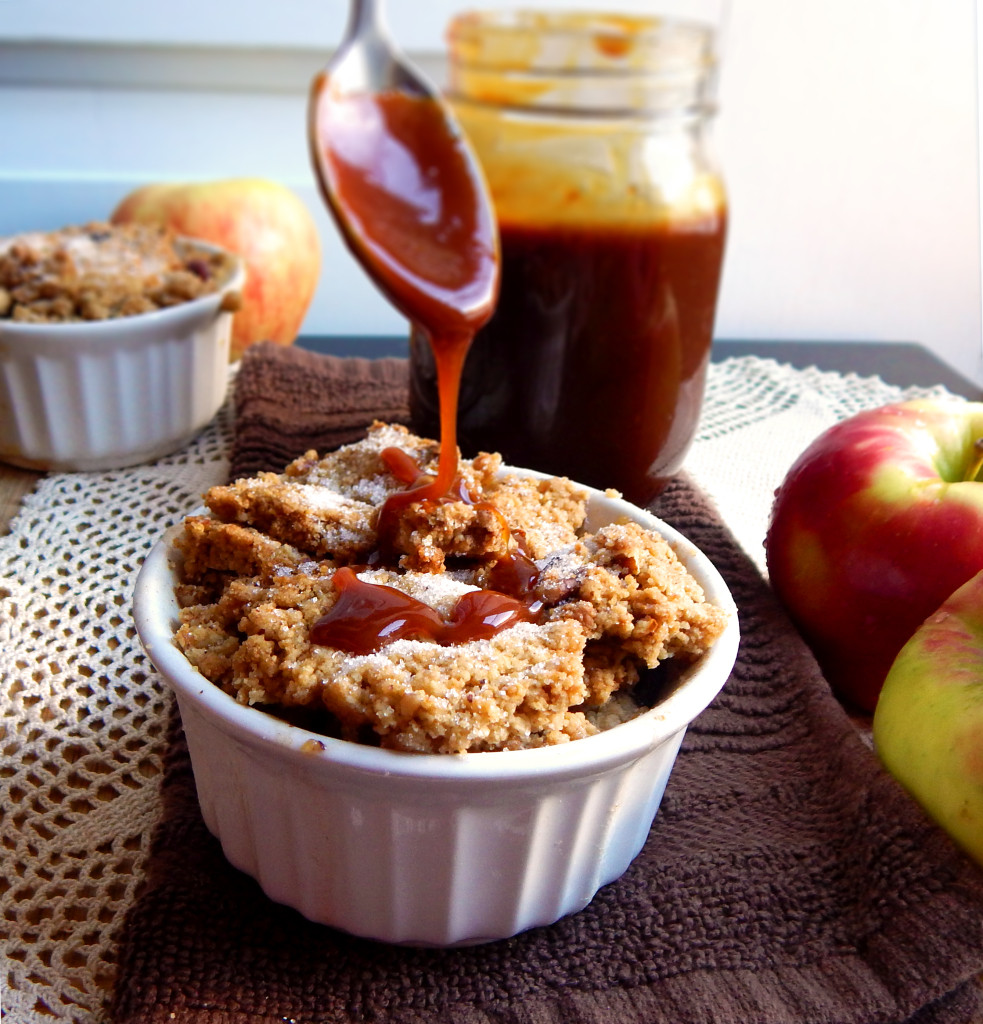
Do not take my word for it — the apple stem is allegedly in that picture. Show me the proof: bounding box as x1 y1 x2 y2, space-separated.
966 438 983 482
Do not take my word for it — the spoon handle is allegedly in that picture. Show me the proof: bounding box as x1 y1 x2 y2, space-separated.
345 0 387 48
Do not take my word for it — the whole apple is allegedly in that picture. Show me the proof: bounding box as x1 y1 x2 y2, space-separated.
111 178 321 360
873 569 983 867
765 398 983 712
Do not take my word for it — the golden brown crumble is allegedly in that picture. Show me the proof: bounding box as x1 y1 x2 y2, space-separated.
0 221 239 323
172 423 728 754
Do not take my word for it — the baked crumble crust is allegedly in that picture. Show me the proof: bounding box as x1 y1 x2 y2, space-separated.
173 423 728 753
0 221 238 323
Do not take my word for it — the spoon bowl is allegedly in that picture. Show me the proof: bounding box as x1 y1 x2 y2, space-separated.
308 0 499 333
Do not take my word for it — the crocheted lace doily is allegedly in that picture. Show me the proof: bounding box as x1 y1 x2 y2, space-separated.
0 355 955 1024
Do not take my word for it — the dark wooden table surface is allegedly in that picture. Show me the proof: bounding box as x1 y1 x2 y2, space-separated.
0 338 979 534
298 336 983 401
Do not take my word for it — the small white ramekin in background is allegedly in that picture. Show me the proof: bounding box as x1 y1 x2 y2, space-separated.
133 478 740 946
0 241 244 472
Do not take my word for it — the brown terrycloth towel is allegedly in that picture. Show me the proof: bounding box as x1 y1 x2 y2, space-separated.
229 341 411 478
113 342 983 1024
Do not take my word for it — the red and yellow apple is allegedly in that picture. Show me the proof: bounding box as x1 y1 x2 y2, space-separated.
111 177 321 360
873 569 983 866
764 399 983 712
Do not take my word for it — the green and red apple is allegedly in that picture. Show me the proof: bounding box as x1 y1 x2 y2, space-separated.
111 177 321 360
765 399 983 712
873 570 983 866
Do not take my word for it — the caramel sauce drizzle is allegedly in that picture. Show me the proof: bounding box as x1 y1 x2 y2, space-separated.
309 90 517 656
310 566 541 655
310 448 544 654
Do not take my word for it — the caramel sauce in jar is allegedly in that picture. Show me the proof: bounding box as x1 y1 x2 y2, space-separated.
409 10 727 505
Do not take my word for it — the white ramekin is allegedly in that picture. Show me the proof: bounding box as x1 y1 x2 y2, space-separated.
0 241 244 472
133 475 740 946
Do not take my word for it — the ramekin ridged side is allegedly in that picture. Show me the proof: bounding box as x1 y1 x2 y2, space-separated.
133 479 740 946
178 695 688 945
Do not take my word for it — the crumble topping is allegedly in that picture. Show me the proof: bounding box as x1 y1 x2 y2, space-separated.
0 221 240 323
172 422 727 753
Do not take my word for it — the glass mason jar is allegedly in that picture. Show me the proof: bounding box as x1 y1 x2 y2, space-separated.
409 9 727 506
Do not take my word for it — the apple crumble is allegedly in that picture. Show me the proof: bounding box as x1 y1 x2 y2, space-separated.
172 423 727 754
0 221 240 323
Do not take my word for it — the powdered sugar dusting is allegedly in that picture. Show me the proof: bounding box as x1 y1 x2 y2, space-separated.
537 543 585 575
333 619 549 672
356 567 478 614
289 483 369 515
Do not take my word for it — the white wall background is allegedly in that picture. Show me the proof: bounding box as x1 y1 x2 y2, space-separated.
1 0 980 385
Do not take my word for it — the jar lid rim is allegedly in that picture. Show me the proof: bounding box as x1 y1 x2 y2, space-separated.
447 9 718 44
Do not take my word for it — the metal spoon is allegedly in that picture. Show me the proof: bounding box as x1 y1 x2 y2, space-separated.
307 0 499 332
308 0 499 492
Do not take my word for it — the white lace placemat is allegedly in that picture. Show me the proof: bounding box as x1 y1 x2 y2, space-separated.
0 355 956 1024
687 357 955 573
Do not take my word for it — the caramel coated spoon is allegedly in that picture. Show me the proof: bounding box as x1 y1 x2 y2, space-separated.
308 0 499 492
